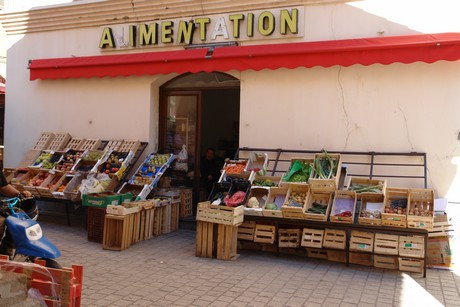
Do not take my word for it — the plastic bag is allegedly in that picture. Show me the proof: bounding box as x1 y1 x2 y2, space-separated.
174 145 188 171
79 173 112 194
282 160 303 182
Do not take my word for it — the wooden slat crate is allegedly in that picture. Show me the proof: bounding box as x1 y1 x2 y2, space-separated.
118 140 141 153
281 184 309 219
105 139 124 151
309 153 342 192
374 255 398 270
161 203 172 234
346 177 386 198
303 190 333 221
429 221 454 237
32 132 55 150
399 235 425 258
349 252 373 266
103 213 135 251
80 139 101 151
300 228 324 248
358 193 384 226
327 250 347 263
217 224 240 260
407 188 435 231
196 201 244 226
322 228 347 250
87 206 106 243
306 248 328 259
65 138 86 150
399 257 424 274
196 221 214 258
382 187 409 228
47 132 71 151
253 224 276 244
278 229 301 248
153 206 163 237
329 190 357 224
36 172 66 198
349 231 374 253
180 188 193 218
262 187 287 218
138 207 155 240
0 255 83 307
374 233 399 255
170 202 180 232
237 221 256 241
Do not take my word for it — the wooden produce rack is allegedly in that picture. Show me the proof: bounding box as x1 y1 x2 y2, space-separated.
243 215 429 277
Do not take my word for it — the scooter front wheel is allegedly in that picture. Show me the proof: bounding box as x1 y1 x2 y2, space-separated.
39 258 62 269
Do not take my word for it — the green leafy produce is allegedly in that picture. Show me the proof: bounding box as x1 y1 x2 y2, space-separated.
264 202 279 210
348 184 382 193
312 150 339 179
282 160 313 183
253 179 276 187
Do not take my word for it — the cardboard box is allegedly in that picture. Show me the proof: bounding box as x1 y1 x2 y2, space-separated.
427 235 454 269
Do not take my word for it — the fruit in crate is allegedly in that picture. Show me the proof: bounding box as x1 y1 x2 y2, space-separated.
32 152 52 166
408 201 432 217
83 150 103 161
46 175 62 189
107 151 129 163
287 192 307 207
147 154 170 166
223 162 246 174
384 199 407 215
29 171 49 186
132 175 153 185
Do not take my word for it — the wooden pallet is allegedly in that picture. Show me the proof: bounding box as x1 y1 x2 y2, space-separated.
32 132 55 150
399 235 425 258
0 256 83 307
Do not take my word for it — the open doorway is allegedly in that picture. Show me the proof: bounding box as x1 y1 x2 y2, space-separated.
159 72 240 204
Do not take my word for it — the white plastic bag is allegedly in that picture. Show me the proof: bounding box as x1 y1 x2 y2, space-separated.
174 144 188 171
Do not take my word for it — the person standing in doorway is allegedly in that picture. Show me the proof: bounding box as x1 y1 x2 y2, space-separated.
200 147 222 197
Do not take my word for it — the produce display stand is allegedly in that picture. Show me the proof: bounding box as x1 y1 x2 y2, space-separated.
243 215 429 277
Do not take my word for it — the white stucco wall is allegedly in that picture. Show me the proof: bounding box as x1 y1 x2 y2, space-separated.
2 0 460 200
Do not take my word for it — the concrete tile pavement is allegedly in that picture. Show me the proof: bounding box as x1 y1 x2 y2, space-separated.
36 219 460 307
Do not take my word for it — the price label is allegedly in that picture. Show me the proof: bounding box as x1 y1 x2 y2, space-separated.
358 244 368 249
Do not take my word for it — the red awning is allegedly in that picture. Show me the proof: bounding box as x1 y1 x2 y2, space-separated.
29 32 460 80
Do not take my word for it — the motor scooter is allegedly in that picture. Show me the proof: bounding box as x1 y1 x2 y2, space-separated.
0 197 61 268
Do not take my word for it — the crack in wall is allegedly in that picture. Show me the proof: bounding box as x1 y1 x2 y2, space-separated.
397 104 415 150
337 66 351 150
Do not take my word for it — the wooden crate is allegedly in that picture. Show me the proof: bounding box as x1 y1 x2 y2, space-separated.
346 177 386 198
279 158 314 187
329 190 356 224
278 229 301 248
196 201 244 226
180 188 193 218
358 193 384 226
309 153 342 192
374 255 399 270
300 228 324 248
161 203 172 234
103 213 135 251
281 184 309 219
407 188 434 231
87 206 106 243
0 255 83 307
138 207 155 240
327 250 347 263
119 140 141 153
32 132 55 150
262 187 287 218
170 202 180 232
105 139 124 151
153 206 163 236
323 228 347 250
382 187 409 228
245 187 268 216
374 233 399 255
22 170 47 197
196 221 215 258
349 231 374 253
429 221 454 237
254 224 276 244
304 190 333 221
349 252 373 266
399 257 424 274
11 170 36 192
36 171 66 198
65 138 86 150
47 132 71 151
217 224 240 260
80 139 101 151
399 235 425 258
238 221 256 241
306 248 328 259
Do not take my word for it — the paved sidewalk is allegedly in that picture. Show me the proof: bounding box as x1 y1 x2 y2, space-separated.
39 220 460 307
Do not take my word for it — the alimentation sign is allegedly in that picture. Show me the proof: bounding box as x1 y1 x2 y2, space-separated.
99 7 304 49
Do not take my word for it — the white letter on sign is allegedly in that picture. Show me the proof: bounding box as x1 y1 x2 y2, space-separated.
211 17 229 40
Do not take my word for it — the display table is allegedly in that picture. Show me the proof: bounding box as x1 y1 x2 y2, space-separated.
243 215 429 277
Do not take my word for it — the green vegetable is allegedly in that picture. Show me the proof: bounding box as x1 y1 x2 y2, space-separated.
264 202 279 210
282 160 313 183
313 150 339 179
348 184 382 193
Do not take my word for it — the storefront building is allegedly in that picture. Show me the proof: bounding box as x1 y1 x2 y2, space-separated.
1 0 460 201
